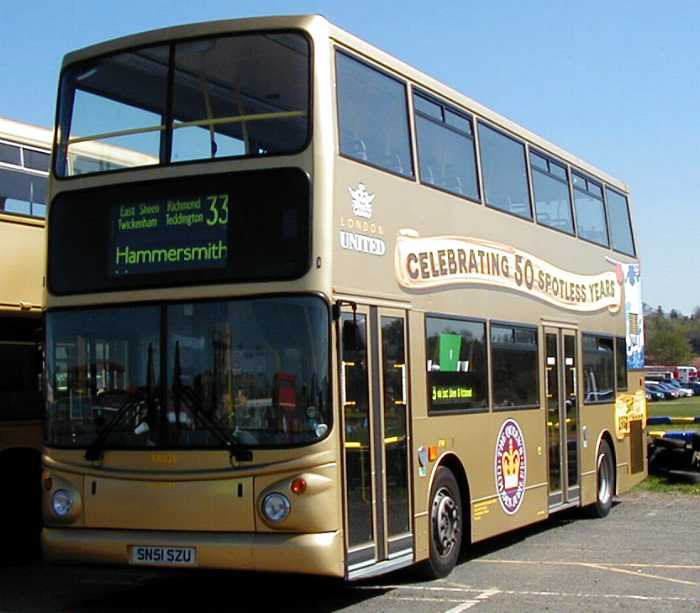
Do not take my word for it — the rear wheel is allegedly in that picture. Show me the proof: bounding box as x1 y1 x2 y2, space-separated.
420 466 462 579
592 440 614 518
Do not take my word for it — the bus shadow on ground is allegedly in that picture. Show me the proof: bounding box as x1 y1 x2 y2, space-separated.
64 569 385 613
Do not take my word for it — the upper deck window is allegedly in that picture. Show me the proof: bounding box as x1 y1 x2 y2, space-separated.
478 123 532 220
605 187 635 256
0 168 47 217
55 32 310 177
529 151 574 235
413 92 479 201
336 52 413 178
572 172 609 247
23 149 50 172
0 143 21 166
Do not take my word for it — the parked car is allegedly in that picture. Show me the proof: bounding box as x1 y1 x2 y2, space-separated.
655 382 682 399
644 384 665 401
689 381 700 395
646 381 678 400
665 379 695 397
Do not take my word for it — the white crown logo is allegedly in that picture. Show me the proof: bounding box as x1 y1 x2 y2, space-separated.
348 183 375 219
502 439 520 490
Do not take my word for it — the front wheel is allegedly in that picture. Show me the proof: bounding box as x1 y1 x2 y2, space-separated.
592 440 614 518
421 466 462 579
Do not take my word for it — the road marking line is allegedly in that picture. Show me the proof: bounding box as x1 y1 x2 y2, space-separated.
474 559 698 586
442 601 479 612
434 581 700 604
476 559 700 570
609 562 700 570
387 596 469 603
355 584 498 612
359 581 700 605
585 562 697 587
475 588 501 600
357 584 482 593
498 589 699 603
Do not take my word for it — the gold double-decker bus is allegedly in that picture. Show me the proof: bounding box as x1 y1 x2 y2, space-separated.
42 15 646 579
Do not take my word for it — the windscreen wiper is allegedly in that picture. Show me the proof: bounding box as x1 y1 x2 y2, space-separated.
85 343 156 462
84 396 142 462
173 341 252 462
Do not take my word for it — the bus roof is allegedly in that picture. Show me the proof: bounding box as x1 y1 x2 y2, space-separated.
60 14 628 193
0 117 53 151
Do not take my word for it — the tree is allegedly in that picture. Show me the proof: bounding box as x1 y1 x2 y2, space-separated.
646 327 692 365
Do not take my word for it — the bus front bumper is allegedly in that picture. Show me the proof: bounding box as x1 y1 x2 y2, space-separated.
42 528 344 577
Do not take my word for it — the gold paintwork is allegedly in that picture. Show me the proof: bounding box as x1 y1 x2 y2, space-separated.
43 528 344 576
43 14 644 578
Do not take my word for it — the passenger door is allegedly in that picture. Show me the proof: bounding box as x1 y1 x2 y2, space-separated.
339 305 413 579
544 327 580 509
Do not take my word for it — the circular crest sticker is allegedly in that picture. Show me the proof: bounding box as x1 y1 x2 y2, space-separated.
495 419 527 515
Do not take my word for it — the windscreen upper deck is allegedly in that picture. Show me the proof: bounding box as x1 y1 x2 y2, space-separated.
54 31 310 176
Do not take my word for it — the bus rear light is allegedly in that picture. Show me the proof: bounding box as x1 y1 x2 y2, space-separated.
291 478 307 495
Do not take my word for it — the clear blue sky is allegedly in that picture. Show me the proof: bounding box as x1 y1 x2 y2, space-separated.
2 1 698 314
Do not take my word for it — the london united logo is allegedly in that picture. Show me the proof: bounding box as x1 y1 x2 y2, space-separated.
495 419 527 514
339 183 386 256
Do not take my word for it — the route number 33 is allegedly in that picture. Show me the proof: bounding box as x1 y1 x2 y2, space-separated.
205 194 229 226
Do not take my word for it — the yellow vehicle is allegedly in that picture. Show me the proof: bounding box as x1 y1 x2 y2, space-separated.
42 16 646 579
0 117 49 554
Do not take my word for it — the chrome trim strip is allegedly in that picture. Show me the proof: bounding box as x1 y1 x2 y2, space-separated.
347 552 414 581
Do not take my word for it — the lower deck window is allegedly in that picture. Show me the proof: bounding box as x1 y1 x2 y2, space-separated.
491 324 539 408
426 316 487 412
616 336 628 391
0 335 42 422
583 334 614 403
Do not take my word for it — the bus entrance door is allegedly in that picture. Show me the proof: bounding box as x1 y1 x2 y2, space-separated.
339 305 413 580
544 327 580 510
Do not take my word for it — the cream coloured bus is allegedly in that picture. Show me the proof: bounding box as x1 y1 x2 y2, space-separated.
0 117 155 557
42 15 645 580
0 117 49 555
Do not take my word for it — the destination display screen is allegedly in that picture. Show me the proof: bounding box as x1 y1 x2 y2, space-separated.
110 192 230 276
49 168 310 295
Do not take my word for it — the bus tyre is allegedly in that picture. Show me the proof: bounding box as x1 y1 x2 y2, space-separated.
422 466 462 579
592 440 614 518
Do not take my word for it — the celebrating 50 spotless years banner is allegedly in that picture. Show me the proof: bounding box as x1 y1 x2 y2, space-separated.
394 229 622 313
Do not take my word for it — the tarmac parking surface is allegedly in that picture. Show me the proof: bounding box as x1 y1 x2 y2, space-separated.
1 490 698 612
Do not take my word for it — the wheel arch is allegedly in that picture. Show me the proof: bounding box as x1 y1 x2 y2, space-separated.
596 430 618 495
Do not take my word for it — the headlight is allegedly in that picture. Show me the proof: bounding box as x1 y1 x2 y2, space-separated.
261 492 291 523
52 489 74 518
